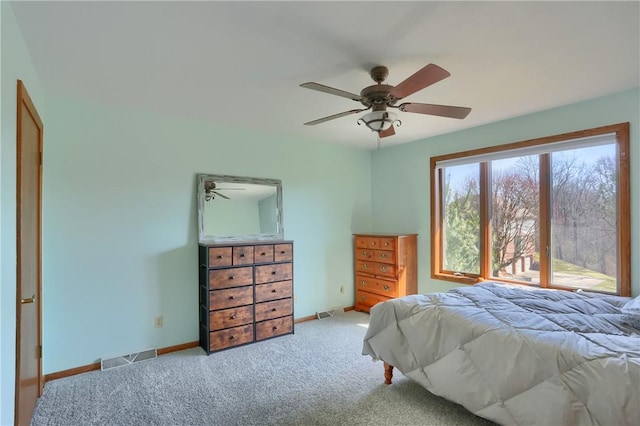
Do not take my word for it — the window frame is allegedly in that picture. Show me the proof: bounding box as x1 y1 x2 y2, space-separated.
430 122 630 297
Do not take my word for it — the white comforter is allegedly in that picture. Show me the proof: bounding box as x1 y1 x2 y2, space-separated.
362 282 640 426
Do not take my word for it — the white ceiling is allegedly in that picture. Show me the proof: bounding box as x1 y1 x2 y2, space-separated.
10 1 640 150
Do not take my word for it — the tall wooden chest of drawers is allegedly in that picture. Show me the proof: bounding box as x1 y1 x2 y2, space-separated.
353 234 417 313
199 241 294 354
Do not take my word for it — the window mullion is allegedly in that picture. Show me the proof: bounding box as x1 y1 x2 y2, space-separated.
539 153 551 288
479 162 491 278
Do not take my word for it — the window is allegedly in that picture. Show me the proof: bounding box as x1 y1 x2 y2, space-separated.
431 123 630 296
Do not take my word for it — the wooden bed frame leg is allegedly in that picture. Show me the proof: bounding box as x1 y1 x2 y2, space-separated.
384 362 394 385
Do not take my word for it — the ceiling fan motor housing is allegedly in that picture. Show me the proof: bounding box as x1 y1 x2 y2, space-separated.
360 84 396 109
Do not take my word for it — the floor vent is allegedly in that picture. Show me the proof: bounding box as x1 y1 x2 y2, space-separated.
316 306 345 320
101 348 157 371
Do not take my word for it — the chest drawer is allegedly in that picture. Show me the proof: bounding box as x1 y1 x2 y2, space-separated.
355 260 396 278
207 247 233 267
373 249 395 264
256 316 293 341
208 266 253 289
255 298 292 322
255 263 292 284
209 324 254 351
209 305 254 331
209 286 253 311
233 246 254 265
355 274 398 297
355 248 374 261
256 280 292 303
254 245 274 263
355 236 379 249
355 289 392 311
274 243 293 262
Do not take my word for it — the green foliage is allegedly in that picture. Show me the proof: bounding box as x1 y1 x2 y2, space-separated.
443 176 480 274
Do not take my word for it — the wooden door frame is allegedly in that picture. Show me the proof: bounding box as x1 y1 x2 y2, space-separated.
15 79 44 424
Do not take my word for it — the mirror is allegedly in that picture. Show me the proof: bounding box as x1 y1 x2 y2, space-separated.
198 174 283 242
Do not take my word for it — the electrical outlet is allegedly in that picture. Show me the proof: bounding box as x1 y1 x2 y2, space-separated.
294 293 298 303
154 316 163 328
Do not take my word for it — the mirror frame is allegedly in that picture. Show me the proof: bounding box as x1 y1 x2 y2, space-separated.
197 174 284 243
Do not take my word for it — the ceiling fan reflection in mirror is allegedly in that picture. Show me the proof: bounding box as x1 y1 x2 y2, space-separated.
300 63 471 139
203 181 244 201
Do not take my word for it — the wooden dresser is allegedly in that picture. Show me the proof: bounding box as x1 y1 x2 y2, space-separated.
199 240 294 354
353 234 417 313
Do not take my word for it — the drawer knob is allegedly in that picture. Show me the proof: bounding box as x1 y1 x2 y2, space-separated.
230 314 236 319
229 275 235 280
362 264 368 269
360 281 366 286
261 252 266 256
240 253 245 258
380 266 387 272
280 251 285 254
229 335 235 340
271 271 277 275
271 289 277 293
272 326 278 331
229 295 235 300
272 308 277 312
362 251 368 256
361 296 366 300
380 254 387 258
217 255 224 259
383 285 390 291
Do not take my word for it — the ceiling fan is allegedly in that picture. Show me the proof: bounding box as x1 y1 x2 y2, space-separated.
203 181 244 201
300 63 471 138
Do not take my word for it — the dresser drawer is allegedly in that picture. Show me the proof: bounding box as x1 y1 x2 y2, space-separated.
255 263 292 284
254 245 274 263
378 238 395 251
355 260 396 278
208 266 253 289
209 305 254 331
355 248 374 261
256 316 293 340
233 246 254 265
255 298 292 322
256 280 292 303
373 249 395 264
274 243 293 262
355 274 398 297
207 247 233 267
355 236 380 249
209 324 254 351
355 289 393 312
209 286 253 311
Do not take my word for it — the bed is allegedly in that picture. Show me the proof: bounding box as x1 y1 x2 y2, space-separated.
362 282 640 426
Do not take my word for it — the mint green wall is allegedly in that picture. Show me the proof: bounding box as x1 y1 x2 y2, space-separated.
0 3 46 424
371 88 640 297
41 95 372 373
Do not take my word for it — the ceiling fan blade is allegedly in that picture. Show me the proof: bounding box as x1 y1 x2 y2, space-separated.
213 191 230 200
378 125 396 138
304 108 369 126
389 63 451 100
300 82 363 102
399 102 471 119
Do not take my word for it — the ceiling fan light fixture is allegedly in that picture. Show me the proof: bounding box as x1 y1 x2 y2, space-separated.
358 110 398 132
